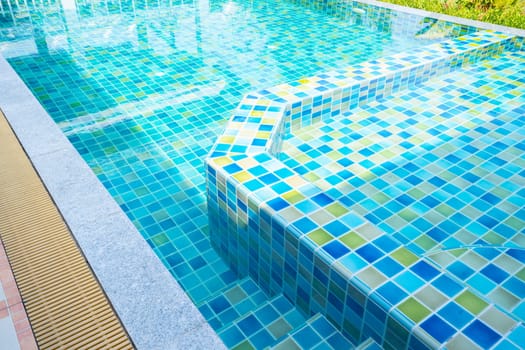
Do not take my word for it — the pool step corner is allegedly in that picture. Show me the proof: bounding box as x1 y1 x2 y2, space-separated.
271 313 357 350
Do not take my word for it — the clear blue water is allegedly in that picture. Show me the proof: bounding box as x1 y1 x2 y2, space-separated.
0 0 475 347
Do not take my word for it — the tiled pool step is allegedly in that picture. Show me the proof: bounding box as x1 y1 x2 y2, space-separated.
207 30 524 349
198 276 356 349
209 30 521 160
272 313 356 350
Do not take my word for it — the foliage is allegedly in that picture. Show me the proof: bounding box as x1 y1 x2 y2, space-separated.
379 0 525 29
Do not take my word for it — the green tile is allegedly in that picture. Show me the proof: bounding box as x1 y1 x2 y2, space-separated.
151 233 169 246
449 248 467 258
391 248 419 267
398 298 431 324
326 202 349 217
516 267 525 282
398 208 418 222
480 306 517 334
232 340 255 350
407 188 425 200
372 192 390 204
152 210 169 222
282 190 305 204
225 286 248 304
357 266 387 289
482 231 505 245
307 229 334 246
415 286 447 310
414 235 438 251
488 287 520 310
304 172 321 182
273 338 301 350
340 231 366 249
455 290 488 315
104 146 118 155
504 217 524 231
435 204 454 217
268 318 292 339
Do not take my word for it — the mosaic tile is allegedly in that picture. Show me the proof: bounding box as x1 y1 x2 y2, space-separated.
208 24 524 350
2 0 524 348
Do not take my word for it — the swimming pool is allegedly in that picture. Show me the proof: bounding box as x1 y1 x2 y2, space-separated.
1 0 523 348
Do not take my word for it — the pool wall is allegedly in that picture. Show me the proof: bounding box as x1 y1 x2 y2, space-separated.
206 22 524 350
0 57 225 350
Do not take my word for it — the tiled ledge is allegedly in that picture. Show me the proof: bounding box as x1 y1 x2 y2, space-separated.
206 30 524 349
209 30 520 159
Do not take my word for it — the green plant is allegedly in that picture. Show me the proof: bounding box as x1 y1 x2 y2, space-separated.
379 0 525 29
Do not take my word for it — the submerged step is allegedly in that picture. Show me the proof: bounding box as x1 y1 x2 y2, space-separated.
207 31 524 349
273 313 356 350
208 30 520 159
217 293 308 349
198 277 270 332
198 276 316 349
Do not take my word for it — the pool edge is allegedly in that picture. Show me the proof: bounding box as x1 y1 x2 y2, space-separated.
0 55 226 350
357 0 525 37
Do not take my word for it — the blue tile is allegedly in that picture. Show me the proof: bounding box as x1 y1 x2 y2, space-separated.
209 295 231 314
221 326 244 348
356 244 384 263
323 240 350 260
340 253 368 273
292 217 318 235
395 271 425 293
481 264 509 284
467 274 496 295
340 213 366 229
255 305 279 325
507 249 525 262
260 173 280 185
311 317 336 338
251 329 274 348
478 215 499 229
373 236 399 253
504 278 525 298
411 261 440 281
421 196 440 208
376 282 408 306
448 261 475 280
311 193 334 206
375 257 404 277
438 302 473 329
294 326 322 348
237 315 263 336
327 332 353 349
427 227 448 242
325 220 350 237
421 315 455 343
464 320 501 349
